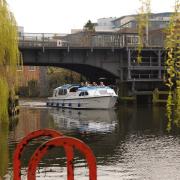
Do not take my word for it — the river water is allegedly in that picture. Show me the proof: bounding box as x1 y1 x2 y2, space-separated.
1 100 180 180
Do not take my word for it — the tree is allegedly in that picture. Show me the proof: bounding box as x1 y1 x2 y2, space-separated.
82 20 95 47
0 0 19 123
0 123 9 178
137 0 151 63
83 20 95 31
165 0 180 130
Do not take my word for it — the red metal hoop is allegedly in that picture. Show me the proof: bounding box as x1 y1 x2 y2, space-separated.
27 136 97 180
13 129 97 180
13 129 63 180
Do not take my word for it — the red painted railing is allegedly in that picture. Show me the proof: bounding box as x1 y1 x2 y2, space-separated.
13 129 97 180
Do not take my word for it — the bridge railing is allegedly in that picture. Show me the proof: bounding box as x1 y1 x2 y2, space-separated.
18 32 164 48
130 57 161 66
131 73 159 79
18 33 68 48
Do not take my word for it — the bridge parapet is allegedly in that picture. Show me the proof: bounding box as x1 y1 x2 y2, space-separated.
18 32 164 49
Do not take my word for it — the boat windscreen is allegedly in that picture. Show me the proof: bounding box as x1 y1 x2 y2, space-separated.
61 84 72 89
61 84 80 89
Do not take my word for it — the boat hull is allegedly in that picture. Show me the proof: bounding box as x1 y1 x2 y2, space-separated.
47 96 117 109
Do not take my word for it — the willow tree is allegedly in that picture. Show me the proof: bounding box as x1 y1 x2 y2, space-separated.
137 0 151 63
165 0 180 130
0 0 19 123
0 123 9 178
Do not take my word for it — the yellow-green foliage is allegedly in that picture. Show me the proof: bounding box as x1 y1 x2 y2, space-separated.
165 1 179 89
0 123 9 177
166 91 173 132
0 0 19 123
137 0 151 63
0 78 9 123
174 80 180 126
165 0 180 128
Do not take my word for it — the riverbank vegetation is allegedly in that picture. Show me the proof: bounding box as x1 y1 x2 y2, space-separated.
137 0 180 130
165 0 180 130
0 0 19 123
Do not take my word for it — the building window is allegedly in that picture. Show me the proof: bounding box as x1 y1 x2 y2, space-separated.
126 35 138 45
28 66 36 71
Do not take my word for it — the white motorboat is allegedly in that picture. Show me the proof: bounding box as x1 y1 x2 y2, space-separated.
47 84 118 109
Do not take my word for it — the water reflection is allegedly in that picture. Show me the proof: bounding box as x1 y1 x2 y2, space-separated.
3 103 180 179
49 108 117 134
5 107 119 179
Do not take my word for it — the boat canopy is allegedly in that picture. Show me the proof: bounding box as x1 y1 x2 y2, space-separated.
78 86 111 91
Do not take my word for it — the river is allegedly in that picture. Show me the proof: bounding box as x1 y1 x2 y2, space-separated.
1 99 180 180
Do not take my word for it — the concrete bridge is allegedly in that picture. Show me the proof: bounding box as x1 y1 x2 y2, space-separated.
19 32 165 97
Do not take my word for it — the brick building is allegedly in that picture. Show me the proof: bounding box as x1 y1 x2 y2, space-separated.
17 66 40 86
17 66 48 97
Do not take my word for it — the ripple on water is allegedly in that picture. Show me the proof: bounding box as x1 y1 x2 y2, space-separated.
4 105 180 180
100 134 180 180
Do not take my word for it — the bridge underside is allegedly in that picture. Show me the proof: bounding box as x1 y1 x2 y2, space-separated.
21 48 120 83
59 64 117 82
24 62 117 82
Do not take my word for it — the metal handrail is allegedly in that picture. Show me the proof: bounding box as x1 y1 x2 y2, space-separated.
18 32 165 48
131 73 159 79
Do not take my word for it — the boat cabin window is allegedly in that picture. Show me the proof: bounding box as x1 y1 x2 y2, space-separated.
79 91 89 96
58 89 67 95
69 87 79 92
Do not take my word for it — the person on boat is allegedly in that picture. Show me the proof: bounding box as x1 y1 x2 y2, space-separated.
99 81 105 86
80 82 85 87
85 81 91 86
92 82 97 86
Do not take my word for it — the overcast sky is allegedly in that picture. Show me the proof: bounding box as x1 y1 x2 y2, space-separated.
7 0 176 33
